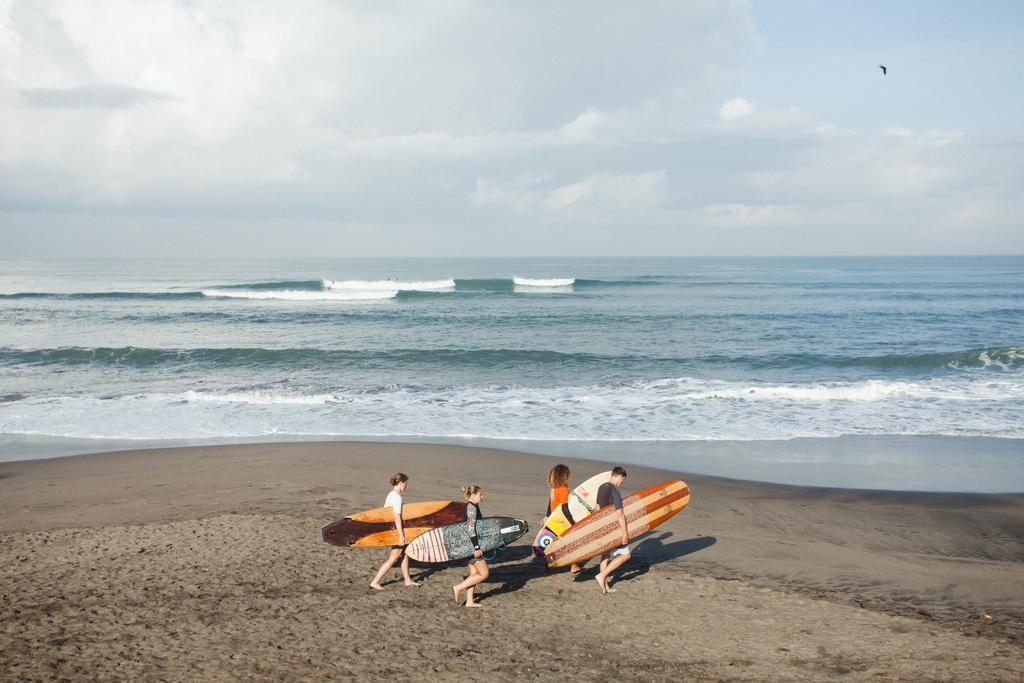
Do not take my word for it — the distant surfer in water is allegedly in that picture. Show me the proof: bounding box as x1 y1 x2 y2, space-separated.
370 473 421 591
543 464 582 573
594 467 630 593
452 484 488 608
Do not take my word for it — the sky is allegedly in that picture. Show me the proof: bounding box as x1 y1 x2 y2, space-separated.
1 0 1022 257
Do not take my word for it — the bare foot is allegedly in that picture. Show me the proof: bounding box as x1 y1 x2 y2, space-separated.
370 583 384 591
594 575 608 594
453 586 463 605
465 601 483 608
570 564 582 574
606 586 618 593
404 580 422 587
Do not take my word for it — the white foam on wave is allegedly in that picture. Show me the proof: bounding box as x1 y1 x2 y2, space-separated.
322 278 455 291
513 277 575 287
202 289 396 301
974 348 1024 371
638 376 1019 402
179 390 346 405
4 374 1022 443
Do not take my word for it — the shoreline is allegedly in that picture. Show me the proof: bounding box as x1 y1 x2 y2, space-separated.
2 441 1022 680
3 432 1023 493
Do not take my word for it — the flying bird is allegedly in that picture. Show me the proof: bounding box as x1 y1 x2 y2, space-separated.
879 65 887 75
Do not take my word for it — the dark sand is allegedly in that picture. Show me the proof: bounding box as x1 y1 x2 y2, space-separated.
2 442 1022 681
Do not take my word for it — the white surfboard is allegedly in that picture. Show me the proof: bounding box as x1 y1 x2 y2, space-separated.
565 470 614 523
533 470 613 553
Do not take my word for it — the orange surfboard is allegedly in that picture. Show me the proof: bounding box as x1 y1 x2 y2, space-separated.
322 501 464 548
543 480 690 568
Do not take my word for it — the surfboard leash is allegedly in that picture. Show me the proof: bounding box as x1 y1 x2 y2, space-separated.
482 539 509 562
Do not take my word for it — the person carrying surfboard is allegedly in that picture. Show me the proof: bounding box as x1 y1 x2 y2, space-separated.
452 485 488 608
369 473 422 591
543 464 582 573
594 467 630 594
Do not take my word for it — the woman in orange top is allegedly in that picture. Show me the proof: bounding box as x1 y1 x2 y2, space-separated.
547 464 571 515
544 464 581 573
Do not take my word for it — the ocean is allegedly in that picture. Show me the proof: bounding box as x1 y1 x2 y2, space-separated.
1 256 1021 491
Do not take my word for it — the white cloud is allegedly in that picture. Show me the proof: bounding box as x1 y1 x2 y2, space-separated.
559 108 606 142
944 197 1024 234
718 97 754 120
473 171 668 220
739 125 966 204
702 202 793 227
921 129 964 147
471 174 548 215
872 160 953 197
0 1 752 212
0 1 1021 256
18 84 172 108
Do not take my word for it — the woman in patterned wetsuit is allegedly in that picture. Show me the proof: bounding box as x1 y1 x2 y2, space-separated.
452 485 488 608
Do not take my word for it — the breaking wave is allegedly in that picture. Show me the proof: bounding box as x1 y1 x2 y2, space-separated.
322 278 455 291
201 289 396 301
513 277 575 287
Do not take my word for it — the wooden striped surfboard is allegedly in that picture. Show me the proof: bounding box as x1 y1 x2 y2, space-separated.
321 501 464 548
543 480 690 568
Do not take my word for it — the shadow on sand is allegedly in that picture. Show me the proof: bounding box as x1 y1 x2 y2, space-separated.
479 533 717 601
410 544 536 584
604 533 717 585
477 554 556 600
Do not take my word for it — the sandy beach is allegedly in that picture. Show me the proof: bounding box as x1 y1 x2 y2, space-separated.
2 441 1022 681
5 0 1023 679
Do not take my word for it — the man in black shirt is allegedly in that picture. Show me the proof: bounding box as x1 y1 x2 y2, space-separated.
595 466 629 593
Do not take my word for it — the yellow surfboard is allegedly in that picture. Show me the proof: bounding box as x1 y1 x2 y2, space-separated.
533 470 613 553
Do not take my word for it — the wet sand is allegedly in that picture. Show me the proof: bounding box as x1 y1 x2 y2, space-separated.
2 442 1022 681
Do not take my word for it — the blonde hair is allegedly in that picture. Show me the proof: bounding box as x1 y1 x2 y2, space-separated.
461 484 482 499
390 472 409 487
548 464 570 488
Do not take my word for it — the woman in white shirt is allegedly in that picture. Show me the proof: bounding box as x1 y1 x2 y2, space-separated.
370 472 422 590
